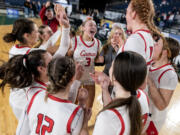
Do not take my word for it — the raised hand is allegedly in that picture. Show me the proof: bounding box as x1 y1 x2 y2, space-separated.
78 88 88 108
74 62 84 80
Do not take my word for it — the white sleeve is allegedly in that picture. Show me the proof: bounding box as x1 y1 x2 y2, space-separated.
16 108 31 135
39 29 61 50
159 71 178 90
117 34 146 59
70 37 76 51
53 27 70 57
71 108 84 135
93 111 118 135
68 80 81 103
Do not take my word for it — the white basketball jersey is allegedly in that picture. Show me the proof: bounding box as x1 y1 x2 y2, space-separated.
71 36 101 84
9 44 31 58
26 80 47 101
93 106 130 135
9 80 47 120
26 92 84 135
148 64 178 131
94 89 149 134
118 29 154 66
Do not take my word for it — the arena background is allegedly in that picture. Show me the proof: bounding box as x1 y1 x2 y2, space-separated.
0 0 180 134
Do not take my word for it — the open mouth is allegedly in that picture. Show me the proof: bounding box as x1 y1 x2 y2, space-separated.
90 30 96 35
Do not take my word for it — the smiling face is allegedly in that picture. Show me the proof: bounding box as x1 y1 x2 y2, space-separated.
41 26 53 42
82 20 97 39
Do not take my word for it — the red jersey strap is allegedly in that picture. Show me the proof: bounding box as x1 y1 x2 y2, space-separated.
26 86 47 100
147 59 153 66
108 108 125 135
27 90 42 115
137 33 147 53
67 106 81 133
74 36 77 51
158 69 173 84
26 49 31 54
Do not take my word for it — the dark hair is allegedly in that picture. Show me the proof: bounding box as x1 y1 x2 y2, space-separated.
3 18 35 44
101 51 147 135
165 37 180 81
47 57 75 94
0 50 47 92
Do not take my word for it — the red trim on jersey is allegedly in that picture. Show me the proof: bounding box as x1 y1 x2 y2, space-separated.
109 109 125 135
147 59 153 66
149 63 171 72
146 121 158 135
26 86 47 100
142 113 148 126
137 33 147 53
133 29 151 34
48 94 72 103
80 36 95 48
15 44 31 49
158 69 173 84
27 90 42 114
136 90 141 99
67 106 81 133
35 80 47 87
26 49 31 54
74 36 77 51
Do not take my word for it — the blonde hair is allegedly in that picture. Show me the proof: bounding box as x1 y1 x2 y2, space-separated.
107 25 126 45
76 18 95 36
131 0 162 37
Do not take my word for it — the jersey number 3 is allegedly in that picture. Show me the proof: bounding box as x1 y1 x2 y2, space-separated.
85 57 91 67
36 113 54 135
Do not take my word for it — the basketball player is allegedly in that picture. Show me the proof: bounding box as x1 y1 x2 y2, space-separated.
16 57 91 135
0 49 84 120
68 18 101 108
3 4 69 58
146 37 180 134
118 0 162 67
92 51 149 135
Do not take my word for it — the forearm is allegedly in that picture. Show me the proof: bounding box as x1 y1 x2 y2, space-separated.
68 80 81 103
39 6 46 21
53 27 70 57
148 80 167 110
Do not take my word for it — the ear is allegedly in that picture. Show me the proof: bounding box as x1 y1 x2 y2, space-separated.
37 66 46 74
132 10 136 20
23 33 29 40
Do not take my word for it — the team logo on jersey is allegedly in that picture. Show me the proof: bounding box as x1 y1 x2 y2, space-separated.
80 50 96 57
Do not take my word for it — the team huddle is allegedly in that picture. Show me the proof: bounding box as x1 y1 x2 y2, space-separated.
0 0 179 135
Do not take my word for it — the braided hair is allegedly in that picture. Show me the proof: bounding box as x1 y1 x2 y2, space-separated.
47 56 75 94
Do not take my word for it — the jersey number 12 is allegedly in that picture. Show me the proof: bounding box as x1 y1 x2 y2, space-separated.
36 113 54 135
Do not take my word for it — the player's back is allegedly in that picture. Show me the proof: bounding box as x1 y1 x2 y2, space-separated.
118 29 154 65
28 92 84 135
93 106 130 135
9 44 31 58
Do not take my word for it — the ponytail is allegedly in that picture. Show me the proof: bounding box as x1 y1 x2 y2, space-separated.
0 55 33 93
101 96 142 135
3 33 16 43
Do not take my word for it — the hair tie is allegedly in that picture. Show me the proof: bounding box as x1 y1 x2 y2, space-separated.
23 54 28 69
131 90 137 96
